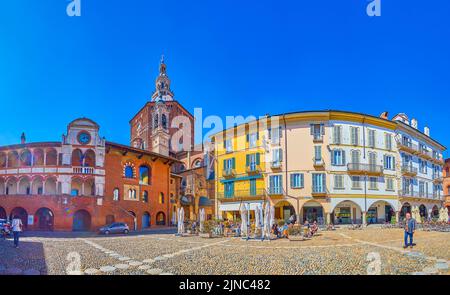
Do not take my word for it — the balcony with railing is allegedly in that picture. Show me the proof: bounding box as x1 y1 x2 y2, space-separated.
246 164 262 175
432 173 443 183
401 164 418 177
312 186 328 197
312 133 323 143
418 147 433 160
396 139 419 154
217 188 266 201
347 163 384 176
313 157 325 169
270 161 282 170
222 168 236 178
398 189 416 198
267 187 284 197
73 166 95 175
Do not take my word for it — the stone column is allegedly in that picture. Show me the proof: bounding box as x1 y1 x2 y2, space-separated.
362 211 367 226
326 212 331 225
395 211 400 223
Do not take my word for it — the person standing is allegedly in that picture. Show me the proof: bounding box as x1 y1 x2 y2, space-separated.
11 216 23 248
403 212 416 249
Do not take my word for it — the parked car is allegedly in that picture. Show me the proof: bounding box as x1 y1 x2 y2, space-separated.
98 223 129 235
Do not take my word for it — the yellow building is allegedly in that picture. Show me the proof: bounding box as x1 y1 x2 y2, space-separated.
211 111 446 225
213 123 267 221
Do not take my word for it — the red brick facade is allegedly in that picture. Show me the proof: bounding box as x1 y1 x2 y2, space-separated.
0 134 178 232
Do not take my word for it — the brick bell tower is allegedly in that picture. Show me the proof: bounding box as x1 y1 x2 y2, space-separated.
130 56 195 157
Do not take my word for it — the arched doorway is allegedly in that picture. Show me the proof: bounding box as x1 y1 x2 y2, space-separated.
419 204 427 220
128 211 137 230
332 200 362 224
35 208 54 231
431 205 439 219
10 207 28 228
156 212 166 225
400 203 411 220
367 201 395 224
142 212 150 229
302 201 324 224
0 207 6 220
274 201 296 223
72 210 91 231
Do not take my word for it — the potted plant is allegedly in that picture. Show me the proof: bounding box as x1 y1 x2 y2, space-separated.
199 220 216 238
287 225 304 241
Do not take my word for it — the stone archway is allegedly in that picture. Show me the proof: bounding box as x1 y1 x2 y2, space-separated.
400 202 411 220
332 200 362 225
156 212 166 225
72 209 91 231
274 200 296 224
301 201 324 224
10 207 28 228
419 204 427 220
367 201 396 224
431 205 439 219
35 208 54 231
0 207 6 220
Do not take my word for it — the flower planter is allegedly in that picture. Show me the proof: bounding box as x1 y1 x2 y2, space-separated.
288 235 305 241
199 232 212 238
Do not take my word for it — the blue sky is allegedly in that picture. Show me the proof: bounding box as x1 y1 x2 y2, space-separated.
0 0 449 155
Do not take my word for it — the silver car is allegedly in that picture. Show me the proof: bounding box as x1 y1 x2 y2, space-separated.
99 222 129 235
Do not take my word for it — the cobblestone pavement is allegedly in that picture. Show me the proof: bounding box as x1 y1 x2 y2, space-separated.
0 228 448 275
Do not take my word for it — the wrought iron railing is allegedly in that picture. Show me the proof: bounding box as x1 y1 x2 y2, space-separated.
347 163 383 174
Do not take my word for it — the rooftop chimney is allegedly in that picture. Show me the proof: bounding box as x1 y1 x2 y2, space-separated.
424 127 430 137
411 119 418 129
20 132 26 144
379 112 389 120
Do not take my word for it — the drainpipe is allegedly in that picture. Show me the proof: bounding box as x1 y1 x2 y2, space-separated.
362 118 367 225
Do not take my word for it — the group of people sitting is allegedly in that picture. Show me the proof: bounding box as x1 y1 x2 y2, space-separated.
270 217 320 239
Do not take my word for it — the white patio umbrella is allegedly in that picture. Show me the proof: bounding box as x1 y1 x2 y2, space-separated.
177 207 185 235
199 208 206 232
172 209 177 226
240 203 249 237
263 201 271 239
269 205 275 231
254 204 261 233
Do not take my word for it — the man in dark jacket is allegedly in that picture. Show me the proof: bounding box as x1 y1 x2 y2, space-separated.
403 212 416 249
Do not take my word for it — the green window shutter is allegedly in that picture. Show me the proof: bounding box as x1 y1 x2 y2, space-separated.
310 124 314 135
246 154 249 167
290 174 294 188
301 174 304 187
223 159 226 169
279 126 283 138
268 128 271 140
393 157 396 169
256 153 260 165
246 134 249 142
342 151 346 165
232 158 236 169
256 132 259 140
